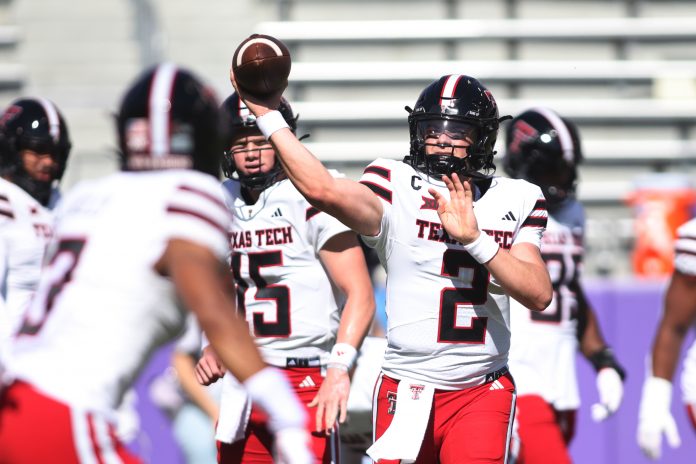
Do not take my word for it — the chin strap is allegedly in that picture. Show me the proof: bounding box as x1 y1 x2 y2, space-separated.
12 172 53 206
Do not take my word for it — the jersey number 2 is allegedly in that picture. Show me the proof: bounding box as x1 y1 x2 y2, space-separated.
231 250 291 337
438 249 489 344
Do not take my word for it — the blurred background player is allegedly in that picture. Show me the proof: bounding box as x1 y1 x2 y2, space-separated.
149 314 221 463
0 97 71 365
194 92 375 464
637 217 696 460
503 107 627 464
231 72 553 464
0 64 312 464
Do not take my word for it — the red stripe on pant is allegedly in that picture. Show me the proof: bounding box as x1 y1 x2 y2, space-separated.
687 403 696 432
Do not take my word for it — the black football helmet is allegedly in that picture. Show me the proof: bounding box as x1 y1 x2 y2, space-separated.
0 98 72 206
220 92 297 190
405 74 510 180
116 63 222 177
503 107 582 207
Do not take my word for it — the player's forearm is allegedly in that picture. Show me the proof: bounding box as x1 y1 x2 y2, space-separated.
486 250 552 311
269 129 339 207
169 243 266 383
336 291 376 350
172 352 219 420
269 130 383 235
198 299 266 383
579 305 608 357
651 321 686 381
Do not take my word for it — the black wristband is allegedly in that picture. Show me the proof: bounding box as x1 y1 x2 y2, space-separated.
588 347 626 381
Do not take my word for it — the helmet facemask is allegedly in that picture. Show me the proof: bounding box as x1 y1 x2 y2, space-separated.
513 147 577 208
222 129 284 191
404 75 508 181
221 94 299 191
407 112 500 180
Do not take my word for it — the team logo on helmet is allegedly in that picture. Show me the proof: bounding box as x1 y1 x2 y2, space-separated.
508 119 538 155
0 105 22 127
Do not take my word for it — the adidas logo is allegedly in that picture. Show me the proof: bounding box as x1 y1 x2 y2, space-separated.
299 376 316 388
501 211 516 221
271 208 283 218
489 379 505 391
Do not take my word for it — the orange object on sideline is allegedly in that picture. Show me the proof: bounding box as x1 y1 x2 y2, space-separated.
626 182 696 277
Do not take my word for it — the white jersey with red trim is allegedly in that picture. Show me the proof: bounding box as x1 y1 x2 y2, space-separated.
223 177 350 362
359 158 547 390
0 178 53 348
6 170 231 414
508 199 585 410
673 218 696 405
674 218 696 276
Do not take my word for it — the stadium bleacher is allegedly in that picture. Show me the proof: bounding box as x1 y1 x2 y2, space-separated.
251 3 696 276
2 0 696 277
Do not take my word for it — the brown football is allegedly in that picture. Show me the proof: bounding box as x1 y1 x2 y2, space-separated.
232 34 291 96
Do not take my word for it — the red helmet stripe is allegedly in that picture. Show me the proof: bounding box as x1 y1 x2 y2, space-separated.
149 63 178 157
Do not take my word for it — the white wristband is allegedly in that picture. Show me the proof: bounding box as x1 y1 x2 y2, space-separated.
327 343 357 371
243 367 307 432
463 231 500 264
255 110 289 140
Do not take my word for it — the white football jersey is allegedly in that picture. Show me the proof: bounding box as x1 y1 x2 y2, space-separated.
360 159 547 390
508 199 585 409
223 177 350 362
6 170 231 414
0 178 54 349
673 218 696 404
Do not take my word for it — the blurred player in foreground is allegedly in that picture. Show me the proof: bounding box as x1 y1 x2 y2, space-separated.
0 64 312 464
195 92 375 463
230 70 553 464
637 218 696 460
0 98 71 365
503 108 626 464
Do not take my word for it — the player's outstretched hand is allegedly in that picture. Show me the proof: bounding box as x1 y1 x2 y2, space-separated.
195 345 226 385
307 367 350 434
428 173 480 245
229 68 286 118
637 376 682 460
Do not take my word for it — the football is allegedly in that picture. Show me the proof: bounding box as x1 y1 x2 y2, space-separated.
232 34 291 96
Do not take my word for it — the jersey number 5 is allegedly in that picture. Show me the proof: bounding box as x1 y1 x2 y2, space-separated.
231 250 291 337
438 249 489 344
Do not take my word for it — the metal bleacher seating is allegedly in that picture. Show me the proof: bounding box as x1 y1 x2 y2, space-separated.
0 9 23 102
253 2 696 276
